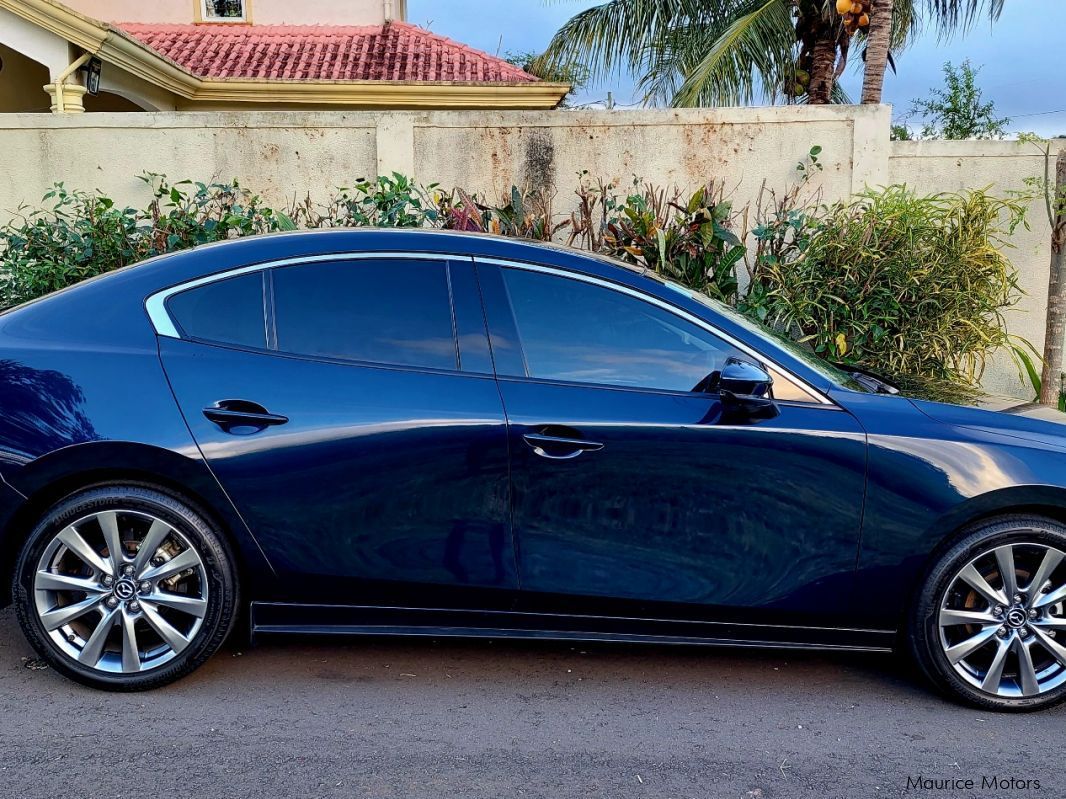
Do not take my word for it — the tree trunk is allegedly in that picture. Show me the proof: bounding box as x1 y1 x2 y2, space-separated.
807 35 837 104
860 0 893 104
1039 149 1066 406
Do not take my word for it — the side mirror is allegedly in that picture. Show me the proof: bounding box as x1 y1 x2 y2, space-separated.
719 358 779 422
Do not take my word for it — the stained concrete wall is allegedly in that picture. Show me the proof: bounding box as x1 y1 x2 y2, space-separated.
0 106 1056 397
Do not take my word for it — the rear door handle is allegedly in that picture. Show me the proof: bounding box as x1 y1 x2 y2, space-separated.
522 433 604 460
203 400 289 432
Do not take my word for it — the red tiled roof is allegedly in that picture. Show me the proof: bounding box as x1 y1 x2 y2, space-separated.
116 21 538 83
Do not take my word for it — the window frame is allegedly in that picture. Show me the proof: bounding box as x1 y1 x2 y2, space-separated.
166 270 271 351
475 257 833 407
196 0 251 24
148 253 476 377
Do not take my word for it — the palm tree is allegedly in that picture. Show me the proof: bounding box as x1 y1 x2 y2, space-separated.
539 0 1002 107
860 0 894 103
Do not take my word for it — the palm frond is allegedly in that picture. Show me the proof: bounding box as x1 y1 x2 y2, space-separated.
926 0 1005 36
668 0 795 107
537 0 696 85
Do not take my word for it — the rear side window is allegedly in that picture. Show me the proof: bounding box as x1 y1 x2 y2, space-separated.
272 259 457 371
167 272 266 348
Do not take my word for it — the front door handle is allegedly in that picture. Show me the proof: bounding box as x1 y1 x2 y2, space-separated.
522 433 605 460
203 400 289 432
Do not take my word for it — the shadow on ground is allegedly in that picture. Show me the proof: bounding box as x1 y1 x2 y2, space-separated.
2 607 1060 798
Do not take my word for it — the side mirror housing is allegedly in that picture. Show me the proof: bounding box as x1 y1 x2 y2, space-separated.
719 358 779 422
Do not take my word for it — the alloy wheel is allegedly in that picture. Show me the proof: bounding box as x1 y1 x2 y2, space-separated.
938 542 1066 698
32 509 209 674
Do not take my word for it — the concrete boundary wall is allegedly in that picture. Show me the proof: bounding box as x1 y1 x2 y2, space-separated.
0 106 1056 396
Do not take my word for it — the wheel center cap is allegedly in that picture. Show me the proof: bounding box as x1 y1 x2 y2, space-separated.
113 579 136 600
1006 607 1028 629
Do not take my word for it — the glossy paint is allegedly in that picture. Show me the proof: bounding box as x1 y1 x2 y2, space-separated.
2 229 1066 651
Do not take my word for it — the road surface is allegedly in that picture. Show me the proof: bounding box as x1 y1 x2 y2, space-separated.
1 607 1060 798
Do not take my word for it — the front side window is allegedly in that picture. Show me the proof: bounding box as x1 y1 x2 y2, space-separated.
272 259 458 371
499 268 745 393
200 0 248 22
167 272 266 349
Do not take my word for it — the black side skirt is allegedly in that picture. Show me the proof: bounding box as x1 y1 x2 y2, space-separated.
250 603 896 652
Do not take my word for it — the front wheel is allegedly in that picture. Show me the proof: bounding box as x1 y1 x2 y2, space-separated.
13 485 238 691
909 515 1066 712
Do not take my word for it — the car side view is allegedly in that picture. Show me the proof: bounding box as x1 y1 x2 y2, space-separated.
2 229 1066 710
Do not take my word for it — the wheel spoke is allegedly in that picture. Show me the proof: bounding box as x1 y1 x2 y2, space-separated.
139 549 200 583
1032 615 1066 630
98 511 126 573
1033 582 1066 610
35 570 107 594
980 637 1011 694
133 519 172 574
945 625 1001 665
939 608 998 627
144 592 207 619
1030 625 1066 667
78 608 119 667
57 526 112 577
1015 638 1041 696
141 603 191 653
40 595 102 631
1028 548 1064 595
120 610 141 673
957 564 1009 609
994 546 1018 599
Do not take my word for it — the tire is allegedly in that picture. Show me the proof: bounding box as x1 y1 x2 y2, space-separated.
909 514 1066 712
12 484 238 691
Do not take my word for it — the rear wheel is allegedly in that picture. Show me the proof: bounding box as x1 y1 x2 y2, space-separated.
13 485 238 691
909 515 1066 711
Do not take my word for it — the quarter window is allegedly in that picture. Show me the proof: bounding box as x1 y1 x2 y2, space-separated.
167 272 266 349
499 268 746 393
272 259 458 371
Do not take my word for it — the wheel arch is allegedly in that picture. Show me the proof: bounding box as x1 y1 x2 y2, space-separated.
0 441 275 606
898 485 1066 629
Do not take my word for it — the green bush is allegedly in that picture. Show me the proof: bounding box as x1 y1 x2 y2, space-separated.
749 185 1026 387
567 177 746 304
0 174 289 310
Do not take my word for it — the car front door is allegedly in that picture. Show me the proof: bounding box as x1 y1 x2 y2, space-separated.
477 260 867 627
155 255 516 609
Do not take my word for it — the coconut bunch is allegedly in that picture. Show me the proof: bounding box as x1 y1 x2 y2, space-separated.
836 0 871 34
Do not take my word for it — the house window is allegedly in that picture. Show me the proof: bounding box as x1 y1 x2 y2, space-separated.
199 0 249 22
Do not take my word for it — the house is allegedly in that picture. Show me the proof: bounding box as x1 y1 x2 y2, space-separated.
0 0 568 113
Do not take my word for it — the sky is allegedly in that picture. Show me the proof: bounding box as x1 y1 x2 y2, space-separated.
407 1 1066 138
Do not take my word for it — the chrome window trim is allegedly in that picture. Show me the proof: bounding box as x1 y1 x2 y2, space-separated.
475 256 834 406
145 250 832 406
145 252 456 339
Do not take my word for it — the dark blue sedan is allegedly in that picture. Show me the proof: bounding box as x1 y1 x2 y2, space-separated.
2 230 1065 710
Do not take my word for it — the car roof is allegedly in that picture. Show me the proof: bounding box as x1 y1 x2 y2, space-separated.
0 228 839 396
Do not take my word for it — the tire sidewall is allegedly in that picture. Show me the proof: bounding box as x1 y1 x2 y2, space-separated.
12 484 238 691
910 516 1066 712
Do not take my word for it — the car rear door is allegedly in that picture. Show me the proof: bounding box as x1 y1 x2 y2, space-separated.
155 255 517 610
477 260 867 628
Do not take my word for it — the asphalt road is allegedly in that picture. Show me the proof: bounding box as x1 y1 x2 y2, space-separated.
1 606 1062 799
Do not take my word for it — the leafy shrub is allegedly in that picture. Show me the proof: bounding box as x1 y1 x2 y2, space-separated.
750 185 1026 386
440 185 570 240
0 175 288 310
0 184 140 309
289 173 439 229
569 177 746 303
